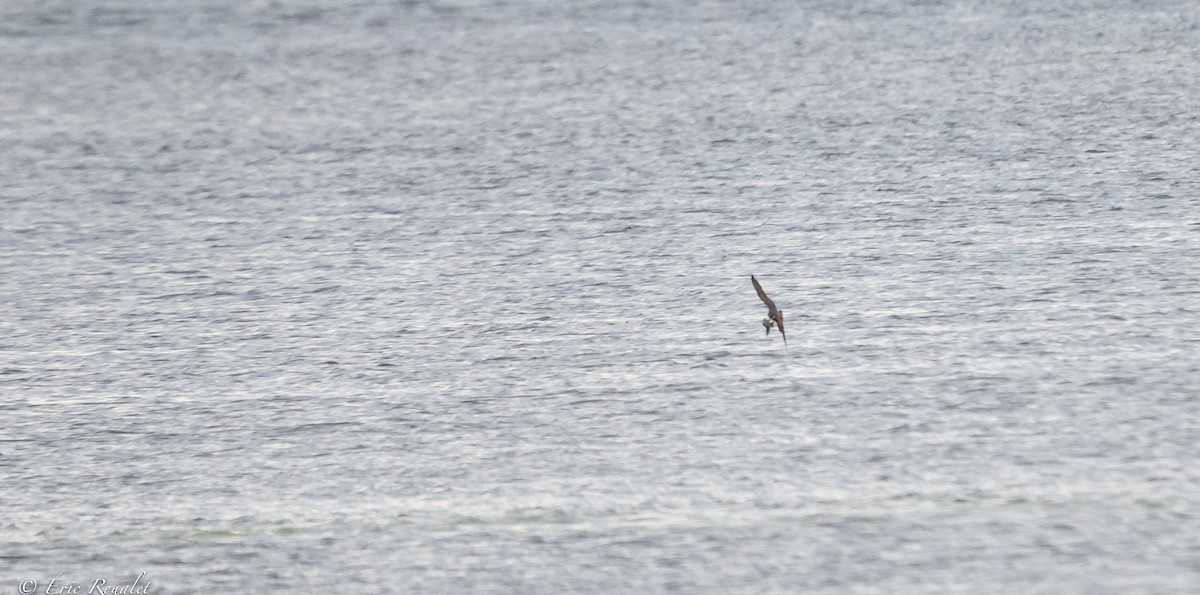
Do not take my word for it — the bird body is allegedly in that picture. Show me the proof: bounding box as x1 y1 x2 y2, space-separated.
751 275 786 345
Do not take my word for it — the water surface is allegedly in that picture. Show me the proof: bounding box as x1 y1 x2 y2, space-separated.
2 1 1198 592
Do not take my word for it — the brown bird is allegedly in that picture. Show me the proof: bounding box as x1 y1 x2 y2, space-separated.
751 275 786 345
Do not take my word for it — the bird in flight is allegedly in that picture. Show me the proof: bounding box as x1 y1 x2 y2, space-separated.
751 275 786 345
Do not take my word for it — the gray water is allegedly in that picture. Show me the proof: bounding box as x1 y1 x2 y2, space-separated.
2 1 1199 592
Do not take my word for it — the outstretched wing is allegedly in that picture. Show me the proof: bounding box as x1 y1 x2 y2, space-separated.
777 317 787 344
750 275 778 317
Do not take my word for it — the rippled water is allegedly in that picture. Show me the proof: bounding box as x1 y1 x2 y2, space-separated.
2 1 1199 592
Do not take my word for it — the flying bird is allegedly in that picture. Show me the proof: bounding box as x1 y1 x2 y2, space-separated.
751 275 786 345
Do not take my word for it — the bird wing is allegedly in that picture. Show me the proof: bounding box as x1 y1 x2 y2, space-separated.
751 275 778 316
777 317 787 344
